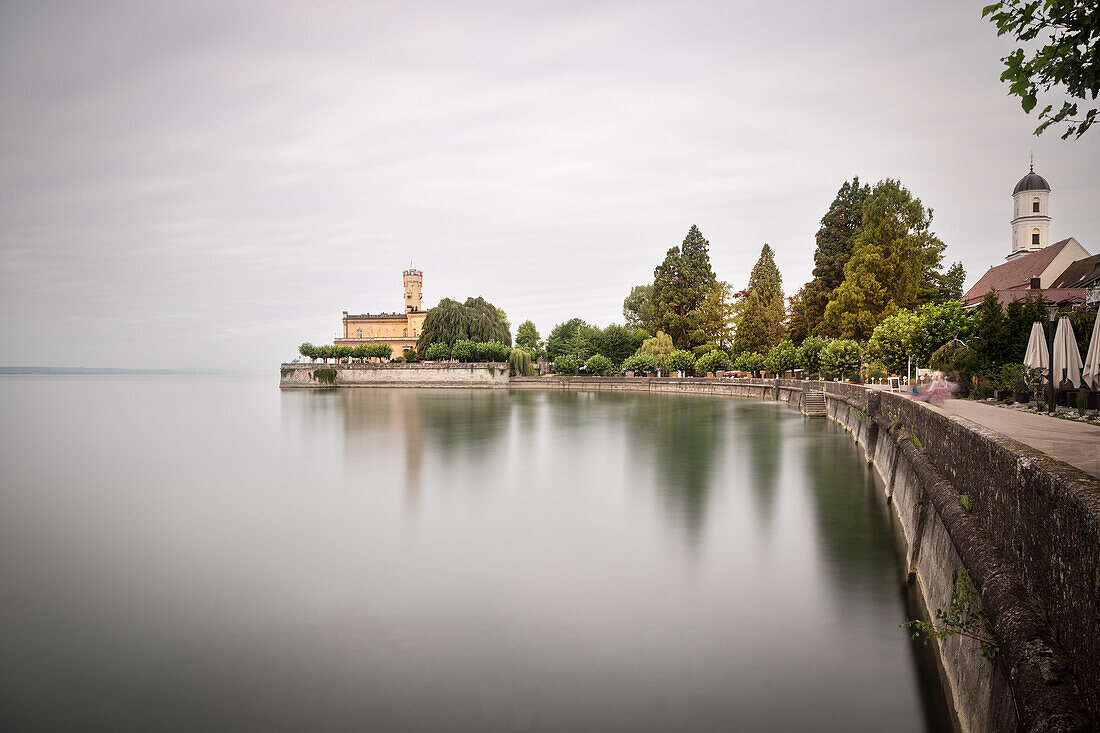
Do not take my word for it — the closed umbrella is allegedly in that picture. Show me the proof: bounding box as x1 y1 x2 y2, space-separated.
1024 321 1049 382
1052 316 1083 389
1082 310 1100 390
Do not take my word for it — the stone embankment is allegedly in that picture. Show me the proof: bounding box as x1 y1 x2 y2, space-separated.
279 362 510 388
511 376 1099 733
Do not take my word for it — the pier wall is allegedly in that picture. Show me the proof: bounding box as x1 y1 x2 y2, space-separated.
279 362 510 388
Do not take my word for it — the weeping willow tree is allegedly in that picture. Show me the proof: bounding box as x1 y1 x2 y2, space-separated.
509 348 535 377
415 297 511 352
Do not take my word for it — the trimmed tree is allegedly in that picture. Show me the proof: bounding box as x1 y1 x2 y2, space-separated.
552 355 579 374
764 341 800 376
622 354 660 375
821 339 862 381
423 342 451 361
584 354 615 376
696 349 732 374
666 349 696 375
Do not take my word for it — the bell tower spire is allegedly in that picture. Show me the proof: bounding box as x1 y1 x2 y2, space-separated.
1008 161 1052 260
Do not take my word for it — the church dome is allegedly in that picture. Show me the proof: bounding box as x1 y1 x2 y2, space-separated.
1013 170 1051 195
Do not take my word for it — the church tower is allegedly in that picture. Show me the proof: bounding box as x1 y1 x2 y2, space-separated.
1008 164 1051 259
403 268 423 313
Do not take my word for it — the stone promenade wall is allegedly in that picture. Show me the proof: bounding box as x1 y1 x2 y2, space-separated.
279 362 510 388
510 375 1098 733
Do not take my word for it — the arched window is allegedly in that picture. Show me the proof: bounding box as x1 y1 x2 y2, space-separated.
357 328 362 338
1033 197 1040 213
1032 228 1040 246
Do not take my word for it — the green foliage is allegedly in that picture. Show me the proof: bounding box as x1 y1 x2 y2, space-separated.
636 331 675 367
820 339 862 381
509 348 535 377
974 290 1010 366
415 296 511 352
299 342 316 359
733 244 787 355
996 362 1028 392
622 353 660 375
623 283 658 333
695 349 732 374
552 354 579 374
734 351 765 374
867 301 975 374
798 336 828 376
312 368 337 385
652 225 721 349
1005 293 1049 362
983 0 1100 139
546 318 587 360
933 262 967 302
403 350 420 363
1077 390 1090 414
451 340 475 362
584 354 615 376
665 349 696 374
474 340 511 362
960 494 973 512
903 570 998 663
764 340 800 376
824 180 947 341
515 320 542 352
423 342 451 361
790 178 871 340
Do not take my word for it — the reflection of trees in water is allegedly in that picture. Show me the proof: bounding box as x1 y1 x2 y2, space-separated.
733 402 783 527
623 393 729 540
414 390 510 458
800 423 897 596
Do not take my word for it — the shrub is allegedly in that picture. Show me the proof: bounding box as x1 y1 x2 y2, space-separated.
423 342 451 361
584 354 615 376
452 340 476 362
820 339 861 381
622 354 659 375
403 350 420 363
475 340 511 362
552 355 579 374
798 336 827 376
666 350 696 374
695 349 731 374
996 362 1028 393
735 351 765 374
509 348 535 377
764 341 799 375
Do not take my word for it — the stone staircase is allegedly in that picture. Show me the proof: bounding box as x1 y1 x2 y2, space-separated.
802 389 827 417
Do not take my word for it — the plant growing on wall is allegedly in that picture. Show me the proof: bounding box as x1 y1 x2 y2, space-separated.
902 570 999 663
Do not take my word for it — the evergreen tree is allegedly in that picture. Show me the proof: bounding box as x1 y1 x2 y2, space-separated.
791 178 871 338
1005 292 1048 363
652 225 719 349
974 289 1011 366
732 244 786 355
823 179 946 341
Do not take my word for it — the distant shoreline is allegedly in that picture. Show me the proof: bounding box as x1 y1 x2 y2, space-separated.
0 367 239 376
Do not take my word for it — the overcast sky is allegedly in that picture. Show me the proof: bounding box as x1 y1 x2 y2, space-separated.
1 0 1097 372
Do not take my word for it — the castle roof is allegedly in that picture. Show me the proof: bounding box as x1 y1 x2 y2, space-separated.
1013 170 1051 195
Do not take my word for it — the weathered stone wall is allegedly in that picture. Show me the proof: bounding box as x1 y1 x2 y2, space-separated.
279 362 510 388
508 376 1098 732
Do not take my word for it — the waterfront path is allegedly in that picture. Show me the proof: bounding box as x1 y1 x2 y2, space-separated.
942 399 1100 479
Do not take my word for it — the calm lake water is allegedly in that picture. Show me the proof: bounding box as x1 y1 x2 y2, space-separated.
0 376 949 731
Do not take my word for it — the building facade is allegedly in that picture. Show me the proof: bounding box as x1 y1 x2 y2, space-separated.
335 269 427 357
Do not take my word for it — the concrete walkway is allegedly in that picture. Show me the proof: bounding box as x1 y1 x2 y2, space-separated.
942 399 1100 479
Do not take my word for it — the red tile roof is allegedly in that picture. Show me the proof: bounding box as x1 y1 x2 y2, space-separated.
961 239 1074 305
1049 253 1100 289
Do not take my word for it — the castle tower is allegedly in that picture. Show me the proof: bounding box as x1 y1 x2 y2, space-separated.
403 268 423 313
1008 164 1051 259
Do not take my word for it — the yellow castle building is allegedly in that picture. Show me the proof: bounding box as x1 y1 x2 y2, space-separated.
335 269 427 357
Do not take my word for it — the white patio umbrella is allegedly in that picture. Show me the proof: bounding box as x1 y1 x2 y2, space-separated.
1052 316 1083 389
1082 309 1100 390
1024 321 1049 382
